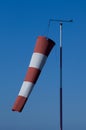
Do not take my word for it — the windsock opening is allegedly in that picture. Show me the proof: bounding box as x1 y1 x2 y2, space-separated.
12 36 55 112
34 36 55 56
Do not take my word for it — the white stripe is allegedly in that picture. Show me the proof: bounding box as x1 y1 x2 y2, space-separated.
29 53 47 70
18 81 34 97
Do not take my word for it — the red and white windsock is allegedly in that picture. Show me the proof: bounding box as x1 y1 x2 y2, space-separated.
12 36 55 112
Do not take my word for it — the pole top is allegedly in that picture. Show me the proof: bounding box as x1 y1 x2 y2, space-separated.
49 19 73 23
60 22 63 26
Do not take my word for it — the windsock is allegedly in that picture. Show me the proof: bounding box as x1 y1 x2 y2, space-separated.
12 36 55 112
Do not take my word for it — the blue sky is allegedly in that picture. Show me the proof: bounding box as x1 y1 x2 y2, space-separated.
0 0 86 130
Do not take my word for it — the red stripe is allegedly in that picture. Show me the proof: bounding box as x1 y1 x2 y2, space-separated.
34 36 55 56
24 67 41 84
12 96 27 112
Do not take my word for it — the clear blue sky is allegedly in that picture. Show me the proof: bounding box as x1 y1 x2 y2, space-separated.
0 0 86 130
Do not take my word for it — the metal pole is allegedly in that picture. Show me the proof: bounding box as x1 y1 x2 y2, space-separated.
60 23 63 130
48 19 73 130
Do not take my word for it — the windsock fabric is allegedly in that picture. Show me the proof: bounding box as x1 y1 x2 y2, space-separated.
12 36 55 112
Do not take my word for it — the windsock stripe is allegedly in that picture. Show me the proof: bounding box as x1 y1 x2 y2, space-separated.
12 96 27 112
24 67 41 84
29 53 47 70
18 81 34 97
34 36 55 56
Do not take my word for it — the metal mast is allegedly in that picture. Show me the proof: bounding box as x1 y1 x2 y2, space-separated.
60 22 63 130
49 19 73 130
